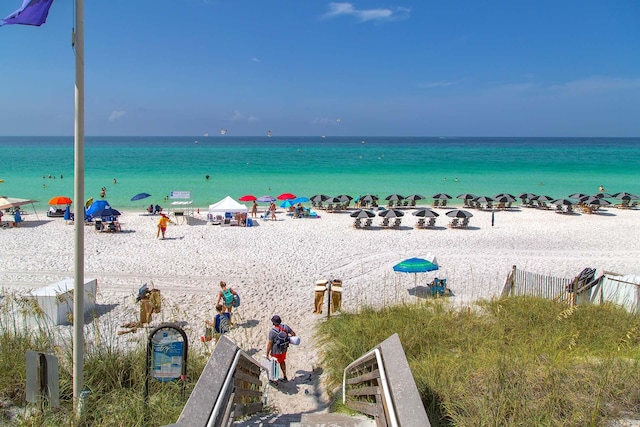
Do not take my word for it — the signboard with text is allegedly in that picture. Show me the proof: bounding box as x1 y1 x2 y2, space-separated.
170 191 191 199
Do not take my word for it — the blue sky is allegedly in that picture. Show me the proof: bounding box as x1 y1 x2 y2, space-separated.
1 1 639 137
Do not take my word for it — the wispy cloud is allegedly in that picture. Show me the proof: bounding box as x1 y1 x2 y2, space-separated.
324 2 410 22
550 77 640 95
252 57 260 63
490 77 640 96
230 110 244 121
418 80 464 89
108 110 126 121
229 110 259 122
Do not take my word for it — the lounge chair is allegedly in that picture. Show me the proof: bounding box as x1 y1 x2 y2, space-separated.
381 217 390 227
364 218 372 228
392 218 402 228
441 199 448 207
353 218 362 229
416 218 426 229
460 218 470 228
427 218 436 227
448 218 459 228
433 199 440 207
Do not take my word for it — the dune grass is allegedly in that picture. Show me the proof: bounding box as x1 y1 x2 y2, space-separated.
3 290 640 426
316 296 640 427
0 291 209 426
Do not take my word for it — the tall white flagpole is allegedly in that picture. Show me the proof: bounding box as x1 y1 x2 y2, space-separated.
73 0 85 404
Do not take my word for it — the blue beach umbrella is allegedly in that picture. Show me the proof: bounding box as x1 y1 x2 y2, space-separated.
393 257 439 293
280 200 294 208
291 197 310 204
131 192 151 201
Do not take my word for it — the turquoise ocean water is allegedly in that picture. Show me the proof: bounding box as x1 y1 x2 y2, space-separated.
1 136 638 210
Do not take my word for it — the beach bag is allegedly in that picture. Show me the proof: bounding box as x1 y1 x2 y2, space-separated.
215 313 230 334
273 325 290 351
222 289 233 305
289 336 301 346
233 293 240 308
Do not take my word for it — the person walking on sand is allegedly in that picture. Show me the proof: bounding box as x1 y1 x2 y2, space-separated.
215 281 238 322
157 213 173 239
265 315 296 383
269 202 276 220
251 200 258 218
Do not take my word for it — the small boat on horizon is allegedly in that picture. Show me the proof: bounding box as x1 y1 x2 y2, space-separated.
220 128 227 135
267 130 273 137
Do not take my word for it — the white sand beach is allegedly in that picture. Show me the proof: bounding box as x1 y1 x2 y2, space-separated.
1 205 640 415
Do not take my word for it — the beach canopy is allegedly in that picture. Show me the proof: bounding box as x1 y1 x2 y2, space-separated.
0 196 38 210
86 200 110 217
208 196 248 213
131 192 151 201
49 196 72 205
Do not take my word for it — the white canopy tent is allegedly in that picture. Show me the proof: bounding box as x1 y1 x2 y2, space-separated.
208 196 248 214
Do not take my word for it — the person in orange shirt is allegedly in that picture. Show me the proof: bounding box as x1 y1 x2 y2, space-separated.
157 213 173 239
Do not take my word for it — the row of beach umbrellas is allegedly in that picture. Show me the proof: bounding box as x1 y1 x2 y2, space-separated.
350 207 473 219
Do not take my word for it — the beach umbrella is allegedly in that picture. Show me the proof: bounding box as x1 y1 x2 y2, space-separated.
584 196 611 206
613 192 639 200
474 196 495 203
457 193 476 200
592 192 613 199
568 193 587 199
85 197 94 209
359 194 378 203
257 195 276 203
280 200 294 208
350 209 376 218
291 197 310 204
94 207 121 218
518 193 537 200
130 192 151 201
552 198 575 206
432 193 452 200
238 194 257 202
385 194 404 201
531 195 554 202
325 197 343 204
445 209 473 218
412 208 439 217
393 257 439 294
310 194 330 202
336 194 353 202
277 193 296 200
49 195 72 205
494 193 516 202
378 209 405 218
405 194 425 201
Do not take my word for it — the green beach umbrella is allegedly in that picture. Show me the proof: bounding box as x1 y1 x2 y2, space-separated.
393 257 439 294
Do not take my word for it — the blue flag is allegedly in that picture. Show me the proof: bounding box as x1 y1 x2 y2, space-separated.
0 0 55 27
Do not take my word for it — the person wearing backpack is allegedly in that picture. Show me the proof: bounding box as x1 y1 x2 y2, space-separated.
265 315 296 383
215 281 238 323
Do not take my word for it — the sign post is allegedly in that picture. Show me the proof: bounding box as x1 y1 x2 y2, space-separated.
145 323 188 402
